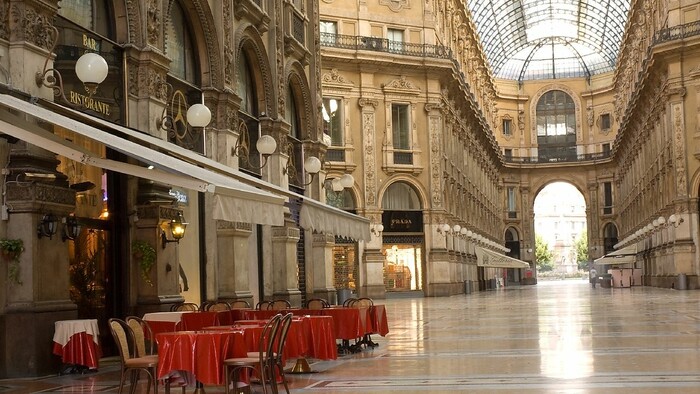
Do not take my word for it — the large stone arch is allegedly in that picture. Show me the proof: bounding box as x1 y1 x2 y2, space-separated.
235 24 275 117
529 175 589 209
529 84 584 145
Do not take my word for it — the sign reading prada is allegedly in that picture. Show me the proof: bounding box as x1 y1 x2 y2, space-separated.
382 211 423 233
55 16 124 123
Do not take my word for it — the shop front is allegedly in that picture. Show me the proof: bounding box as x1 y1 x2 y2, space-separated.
381 210 424 293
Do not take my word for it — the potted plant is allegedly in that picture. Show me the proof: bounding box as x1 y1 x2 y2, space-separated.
0 239 24 285
132 240 156 286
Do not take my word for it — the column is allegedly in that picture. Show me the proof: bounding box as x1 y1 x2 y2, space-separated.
271 224 301 305
310 233 336 301
216 222 254 302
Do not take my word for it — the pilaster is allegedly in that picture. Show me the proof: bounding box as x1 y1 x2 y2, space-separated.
310 233 335 300
216 221 254 300
271 224 301 305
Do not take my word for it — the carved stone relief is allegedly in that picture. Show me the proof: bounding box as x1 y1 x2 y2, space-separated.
360 98 378 207
10 3 53 49
380 0 410 12
672 103 688 197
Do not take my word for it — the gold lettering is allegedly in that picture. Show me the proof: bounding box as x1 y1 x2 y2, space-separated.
82 34 97 51
68 90 111 116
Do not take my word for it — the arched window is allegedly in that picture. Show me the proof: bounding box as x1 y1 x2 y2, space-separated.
505 227 520 259
167 1 197 83
58 0 113 38
382 182 421 210
286 83 303 187
237 54 257 117
326 184 356 211
286 86 300 140
536 90 576 161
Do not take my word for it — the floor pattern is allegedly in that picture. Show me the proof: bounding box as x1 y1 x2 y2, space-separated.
4 280 700 393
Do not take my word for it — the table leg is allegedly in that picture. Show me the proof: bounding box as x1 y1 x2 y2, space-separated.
193 381 205 393
288 357 314 374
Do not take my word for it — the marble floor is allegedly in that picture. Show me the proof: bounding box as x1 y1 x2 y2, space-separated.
3 280 700 393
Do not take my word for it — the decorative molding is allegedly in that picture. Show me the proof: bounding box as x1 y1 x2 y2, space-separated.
382 75 421 95
380 0 410 12
363 111 377 207
0 0 9 40
429 113 442 208
672 103 688 197
224 1 234 86
322 68 354 90
358 98 379 109
10 3 54 50
146 0 160 47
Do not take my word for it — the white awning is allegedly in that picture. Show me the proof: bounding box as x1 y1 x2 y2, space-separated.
0 94 285 226
39 98 371 240
475 247 530 269
594 245 637 266
300 198 370 241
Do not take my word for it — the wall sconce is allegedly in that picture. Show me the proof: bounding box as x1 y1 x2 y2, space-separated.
161 212 187 249
436 223 451 236
37 213 59 239
527 248 533 254
62 214 81 242
283 146 322 186
231 119 277 169
156 84 211 148
35 26 108 101
668 214 684 228
370 224 384 236
452 224 462 235
325 173 355 193
460 227 468 237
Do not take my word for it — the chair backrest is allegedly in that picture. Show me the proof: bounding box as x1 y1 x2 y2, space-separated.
109 318 135 363
268 299 291 310
256 300 272 310
306 298 329 310
354 297 374 308
343 297 358 307
125 316 154 356
172 302 199 312
257 314 282 363
274 313 294 360
230 299 251 309
206 301 232 312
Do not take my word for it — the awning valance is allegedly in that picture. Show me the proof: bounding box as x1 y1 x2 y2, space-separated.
300 198 370 241
594 245 637 266
475 247 530 269
0 94 285 226
43 98 370 240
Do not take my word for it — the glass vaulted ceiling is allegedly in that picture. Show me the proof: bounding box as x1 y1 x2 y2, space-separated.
467 0 631 82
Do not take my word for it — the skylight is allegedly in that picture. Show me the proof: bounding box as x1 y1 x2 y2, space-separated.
466 0 631 82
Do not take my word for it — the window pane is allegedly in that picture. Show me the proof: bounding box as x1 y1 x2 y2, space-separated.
58 0 93 29
392 104 410 150
167 1 196 82
323 98 343 146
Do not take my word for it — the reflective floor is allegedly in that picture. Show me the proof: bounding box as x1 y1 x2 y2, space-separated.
4 280 700 393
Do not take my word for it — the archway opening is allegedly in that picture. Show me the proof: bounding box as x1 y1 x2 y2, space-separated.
533 182 588 278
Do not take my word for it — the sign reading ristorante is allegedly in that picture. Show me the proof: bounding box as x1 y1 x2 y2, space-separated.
55 16 124 123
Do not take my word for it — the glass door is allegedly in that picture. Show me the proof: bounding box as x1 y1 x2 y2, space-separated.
382 244 422 291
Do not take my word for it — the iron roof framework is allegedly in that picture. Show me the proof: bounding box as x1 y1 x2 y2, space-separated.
466 0 631 82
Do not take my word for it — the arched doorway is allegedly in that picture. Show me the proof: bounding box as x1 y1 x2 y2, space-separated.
505 227 521 284
381 181 424 293
533 182 587 277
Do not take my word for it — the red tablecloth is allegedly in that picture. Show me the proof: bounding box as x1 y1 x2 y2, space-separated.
52 319 101 369
52 332 101 369
180 312 219 331
369 305 389 336
143 311 189 337
299 308 369 340
156 330 246 385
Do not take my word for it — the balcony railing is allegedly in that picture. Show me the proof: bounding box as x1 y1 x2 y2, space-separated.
655 20 700 44
504 151 611 164
393 151 413 165
326 148 345 162
321 33 452 59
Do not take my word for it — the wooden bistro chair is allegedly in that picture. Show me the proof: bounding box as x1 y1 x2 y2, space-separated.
268 299 291 311
305 298 329 310
171 302 199 312
109 318 160 394
126 316 185 393
269 312 294 394
206 301 232 312
230 299 251 309
224 314 282 394
256 300 272 310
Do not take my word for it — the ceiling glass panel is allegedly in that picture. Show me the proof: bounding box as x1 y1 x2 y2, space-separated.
466 0 631 81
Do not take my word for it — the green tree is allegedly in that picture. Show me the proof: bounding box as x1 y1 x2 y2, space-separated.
574 230 589 270
535 234 554 272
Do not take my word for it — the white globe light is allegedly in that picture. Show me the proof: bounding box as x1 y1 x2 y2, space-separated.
331 178 344 192
256 134 277 155
441 223 451 233
376 224 384 232
75 52 109 84
657 216 666 225
304 156 322 174
460 227 467 235
186 103 212 127
453 224 461 233
466 230 472 237
339 173 354 188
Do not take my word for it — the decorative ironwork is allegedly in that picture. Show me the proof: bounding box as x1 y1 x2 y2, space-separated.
393 151 413 165
655 20 700 44
503 150 611 164
292 12 305 45
320 33 452 59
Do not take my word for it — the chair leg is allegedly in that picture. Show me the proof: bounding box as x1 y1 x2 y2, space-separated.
117 370 127 394
129 370 139 394
277 361 290 394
